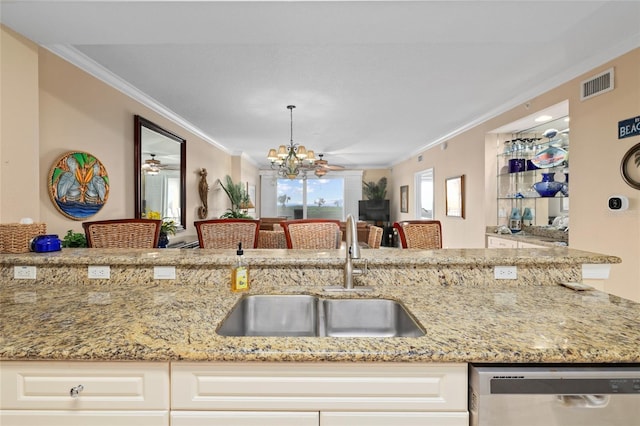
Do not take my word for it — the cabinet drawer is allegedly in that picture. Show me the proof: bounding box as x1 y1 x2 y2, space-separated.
321 411 469 426
171 411 318 426
0 410 168 426
0 361 169 410
171 362 467 411
487 236 516 248
517 241 545 248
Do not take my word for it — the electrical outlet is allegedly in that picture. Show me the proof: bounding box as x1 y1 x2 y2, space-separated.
154 266 176 280
88 265 110 279
494 266 517 280
14 266 36 279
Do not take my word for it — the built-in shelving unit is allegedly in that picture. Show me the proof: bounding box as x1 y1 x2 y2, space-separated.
495 116 570 228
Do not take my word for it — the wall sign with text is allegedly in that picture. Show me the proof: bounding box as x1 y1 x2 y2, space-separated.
618 115 640 139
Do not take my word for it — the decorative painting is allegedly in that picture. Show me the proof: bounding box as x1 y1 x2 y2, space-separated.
621 142 640 190
400 185 409 213
48 151 109 220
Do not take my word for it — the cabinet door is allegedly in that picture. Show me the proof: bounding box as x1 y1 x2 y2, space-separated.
321 411 468 426
172 362 467 411
0 361 169 410
0 410 168 426
171 411 318 426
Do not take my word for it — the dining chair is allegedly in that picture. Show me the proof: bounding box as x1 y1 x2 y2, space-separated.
194 219 261 249
83 218 162 248
257 230 287 249
367 225 384 249
281 219 342 249
393 220 442 249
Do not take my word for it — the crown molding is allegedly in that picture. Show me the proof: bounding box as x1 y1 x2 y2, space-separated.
393 34 640 167
43 44 232 155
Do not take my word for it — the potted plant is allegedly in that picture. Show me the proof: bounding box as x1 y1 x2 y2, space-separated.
362 177 388 201
61 229 87 248
360 177 390 222
219 175 253 219
147 211 177 248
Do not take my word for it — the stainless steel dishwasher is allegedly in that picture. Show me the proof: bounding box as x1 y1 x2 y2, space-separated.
469 365 640 426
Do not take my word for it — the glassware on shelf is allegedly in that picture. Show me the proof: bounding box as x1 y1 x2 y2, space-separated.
509 207 522 233
522 208 534 226
533 172 563 197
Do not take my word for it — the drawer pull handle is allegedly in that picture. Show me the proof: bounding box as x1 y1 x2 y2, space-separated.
70 384 84 398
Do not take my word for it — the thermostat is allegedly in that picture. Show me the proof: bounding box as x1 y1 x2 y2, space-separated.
608 195 629 211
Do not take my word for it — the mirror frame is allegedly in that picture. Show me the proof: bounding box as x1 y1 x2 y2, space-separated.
134 115 187 230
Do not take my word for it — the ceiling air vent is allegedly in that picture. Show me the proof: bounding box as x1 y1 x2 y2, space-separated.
580 67 614 101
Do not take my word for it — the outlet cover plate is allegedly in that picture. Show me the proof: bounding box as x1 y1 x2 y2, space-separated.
88 265 111 279
494 266 517 280
154 266 176 280
14 266 37 279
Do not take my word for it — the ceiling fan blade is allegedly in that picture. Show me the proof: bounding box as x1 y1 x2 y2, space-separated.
321 164 345 170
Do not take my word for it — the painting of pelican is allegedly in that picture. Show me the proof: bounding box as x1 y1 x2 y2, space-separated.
48 151 109 220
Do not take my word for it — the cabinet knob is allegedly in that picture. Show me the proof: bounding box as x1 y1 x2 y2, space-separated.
70 384 84 398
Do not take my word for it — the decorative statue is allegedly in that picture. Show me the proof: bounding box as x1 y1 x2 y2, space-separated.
198 168 209 219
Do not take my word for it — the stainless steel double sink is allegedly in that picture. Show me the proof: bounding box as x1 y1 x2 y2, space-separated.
217 294 425 337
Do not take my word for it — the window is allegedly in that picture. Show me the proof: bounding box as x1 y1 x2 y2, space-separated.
415 168 434 219
260 170 362 219
277 177 344 220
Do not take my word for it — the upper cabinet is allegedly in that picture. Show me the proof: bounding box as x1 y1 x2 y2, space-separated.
494 115 570 230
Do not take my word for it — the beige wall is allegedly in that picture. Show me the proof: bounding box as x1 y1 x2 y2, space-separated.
0 27 40 223
1 25 259 238
392 48 639 301
391 134 486 248
569 50 640 302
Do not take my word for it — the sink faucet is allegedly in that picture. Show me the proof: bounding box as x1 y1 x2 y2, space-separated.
344 214 363 289
324 214 371 292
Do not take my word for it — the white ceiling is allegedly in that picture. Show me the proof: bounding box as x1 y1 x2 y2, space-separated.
2 1 639 169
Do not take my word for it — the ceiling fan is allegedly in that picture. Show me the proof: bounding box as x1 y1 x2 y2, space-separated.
142 153 179 174
313 153 344 177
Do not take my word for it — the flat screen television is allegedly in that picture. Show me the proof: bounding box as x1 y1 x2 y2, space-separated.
358 200 390 222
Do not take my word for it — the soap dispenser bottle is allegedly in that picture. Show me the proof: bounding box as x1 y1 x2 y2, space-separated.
231 242 249 292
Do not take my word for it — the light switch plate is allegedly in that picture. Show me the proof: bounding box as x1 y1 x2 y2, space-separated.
154 266 176 280
14 266 36 279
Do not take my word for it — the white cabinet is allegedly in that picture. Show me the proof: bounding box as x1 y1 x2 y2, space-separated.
172 411 319 426
171 362 468 426
487 236 517 248
517 241 545 249
2 361 468 426
320 411 469 426
0 361 169 426
487 236 545 249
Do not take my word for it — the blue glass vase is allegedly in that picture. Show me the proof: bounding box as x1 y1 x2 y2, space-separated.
158 231 169 248
533 173 563 197
560 173 569 196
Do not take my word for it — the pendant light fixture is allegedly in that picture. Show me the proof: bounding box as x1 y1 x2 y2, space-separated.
267 105 318 179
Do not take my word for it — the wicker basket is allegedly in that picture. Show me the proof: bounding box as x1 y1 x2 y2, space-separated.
0 223 47 253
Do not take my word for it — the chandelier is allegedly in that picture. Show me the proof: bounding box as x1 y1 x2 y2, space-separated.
267 105 325 179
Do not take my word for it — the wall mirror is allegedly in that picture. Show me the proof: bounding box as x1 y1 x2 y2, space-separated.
134 115 186 230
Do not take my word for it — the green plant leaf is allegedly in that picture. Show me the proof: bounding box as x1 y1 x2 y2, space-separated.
362 177 387 200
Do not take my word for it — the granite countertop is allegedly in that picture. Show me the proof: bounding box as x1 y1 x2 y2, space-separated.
486 225 569 247
0 246 617 267
1 248 636 364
